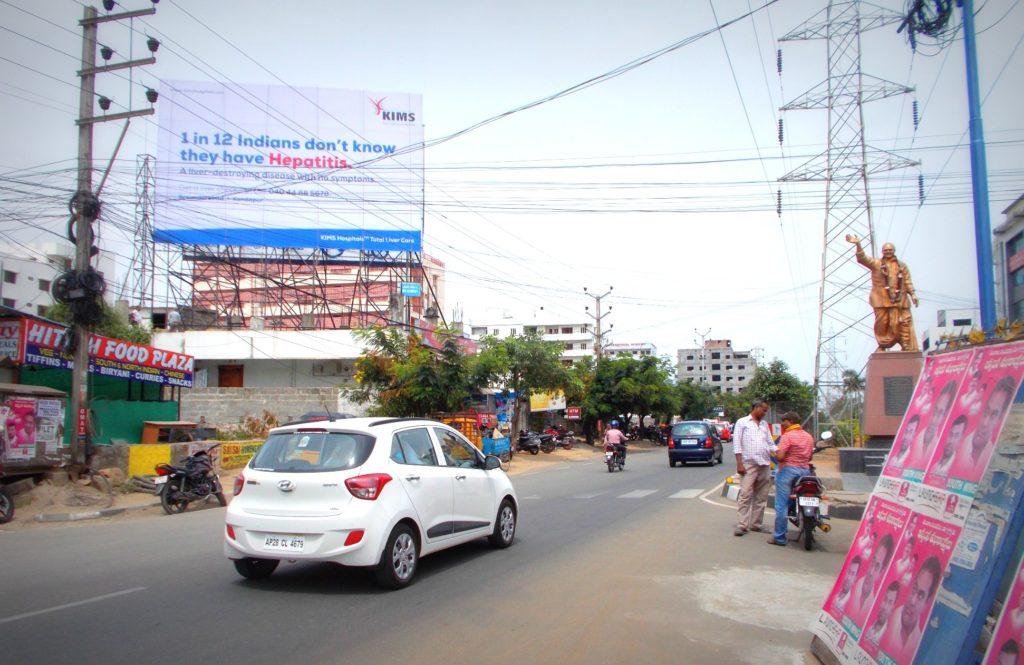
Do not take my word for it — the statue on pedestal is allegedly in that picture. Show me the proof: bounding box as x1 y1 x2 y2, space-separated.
846 234 919 352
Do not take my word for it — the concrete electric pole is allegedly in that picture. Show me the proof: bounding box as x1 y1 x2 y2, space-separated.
584 286 613 360
68 3 158 467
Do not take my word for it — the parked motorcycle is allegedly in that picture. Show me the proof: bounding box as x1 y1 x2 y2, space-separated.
516 430 544 455
604 441 626 472
0 463 14 524
543 427 576 450
155 443 227 514
786 432 833 550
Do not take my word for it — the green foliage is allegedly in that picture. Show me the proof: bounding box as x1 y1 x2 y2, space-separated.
46 302 151 345
673 380 720 420
742 358 814 418
472 331 567 429
343 325 476 417
584 355 673 426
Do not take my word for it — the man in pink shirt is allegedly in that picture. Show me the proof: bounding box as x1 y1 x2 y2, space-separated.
768 411 815 546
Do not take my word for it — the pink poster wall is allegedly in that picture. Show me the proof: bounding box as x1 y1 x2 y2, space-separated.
982 556 1024 665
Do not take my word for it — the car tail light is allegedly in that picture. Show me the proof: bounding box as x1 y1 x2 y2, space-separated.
705 436 713 448
344 529 365 546
226 524 237 540
345 473 393 500
668 437 675 449
233 474 245 496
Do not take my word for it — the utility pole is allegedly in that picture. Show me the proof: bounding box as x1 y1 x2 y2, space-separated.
68 3 158 467
583 286 613 360
694 327 711 384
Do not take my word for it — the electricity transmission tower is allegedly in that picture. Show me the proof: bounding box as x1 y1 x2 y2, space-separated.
779 0 918 435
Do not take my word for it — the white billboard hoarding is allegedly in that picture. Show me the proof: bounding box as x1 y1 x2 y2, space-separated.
155 80 423 252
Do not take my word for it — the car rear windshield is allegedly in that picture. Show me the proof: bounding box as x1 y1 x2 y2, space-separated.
249 431 375 472
672 423 707 437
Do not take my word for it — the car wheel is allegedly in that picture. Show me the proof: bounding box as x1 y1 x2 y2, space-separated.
233 557 279 580
0 487 14 524
488 499 516 548
669 460 675 468
376 523 418 590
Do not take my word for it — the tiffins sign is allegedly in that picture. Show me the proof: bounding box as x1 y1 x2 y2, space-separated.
14 319 194 387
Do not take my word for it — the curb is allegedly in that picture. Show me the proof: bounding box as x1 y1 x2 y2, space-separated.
717 481 867 521
34 500 161 523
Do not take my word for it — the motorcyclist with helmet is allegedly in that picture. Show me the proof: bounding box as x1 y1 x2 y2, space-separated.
604 420 628 467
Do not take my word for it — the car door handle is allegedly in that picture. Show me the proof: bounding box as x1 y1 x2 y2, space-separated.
455 474 466 481
405 474 421 481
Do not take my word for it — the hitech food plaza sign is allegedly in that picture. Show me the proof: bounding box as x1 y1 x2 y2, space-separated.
155 80 424 252
15 319 194 388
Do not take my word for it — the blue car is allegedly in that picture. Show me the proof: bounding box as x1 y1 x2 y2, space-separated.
668 421 723 467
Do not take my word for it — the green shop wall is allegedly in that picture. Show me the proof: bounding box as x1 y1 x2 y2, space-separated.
18 365 179 444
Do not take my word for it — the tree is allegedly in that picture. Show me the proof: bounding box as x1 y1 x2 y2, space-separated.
742 359 814 421
584 355 673 432
46 301 151 345
344 325 475 416
471 331 566 432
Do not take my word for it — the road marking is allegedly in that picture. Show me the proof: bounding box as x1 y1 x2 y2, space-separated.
668 489 702 499
0 587 147 625
572 492 604 499
520 494 543 500
619 489 658 499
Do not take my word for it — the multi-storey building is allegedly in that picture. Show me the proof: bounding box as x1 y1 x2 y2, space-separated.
676 339 757 392
920 308 980 351
468 321 592 365
994 194 1024 322
604 342 657 359
0 244 116 318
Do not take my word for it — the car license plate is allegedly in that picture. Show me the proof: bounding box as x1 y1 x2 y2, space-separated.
264 535 304 552
153 476 167 485
798 497 820 507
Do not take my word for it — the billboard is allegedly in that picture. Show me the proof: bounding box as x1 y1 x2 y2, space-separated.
155 80 423 252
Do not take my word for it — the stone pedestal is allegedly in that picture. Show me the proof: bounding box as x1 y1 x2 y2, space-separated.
863 350 925 439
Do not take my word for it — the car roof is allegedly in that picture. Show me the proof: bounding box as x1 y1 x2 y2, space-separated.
271 417 448 434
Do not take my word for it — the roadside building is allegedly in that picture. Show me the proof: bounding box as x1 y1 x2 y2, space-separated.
920 308 980 351
994 194 1024 322
468 320 593 365
676 339 758 392
604 342 657 359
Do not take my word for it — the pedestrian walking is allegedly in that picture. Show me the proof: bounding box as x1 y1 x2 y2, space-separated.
768 411 815 546
733 398 773 536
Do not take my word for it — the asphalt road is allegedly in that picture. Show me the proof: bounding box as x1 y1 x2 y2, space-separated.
0 444 855 665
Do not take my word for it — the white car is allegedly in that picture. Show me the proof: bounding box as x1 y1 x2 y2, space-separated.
224 417 518 589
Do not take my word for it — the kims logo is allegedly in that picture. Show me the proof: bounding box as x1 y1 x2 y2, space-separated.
369 96 416 123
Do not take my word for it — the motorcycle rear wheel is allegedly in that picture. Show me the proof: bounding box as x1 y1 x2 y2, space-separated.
803 517 815 551
160 485 189 515
0 487 14 524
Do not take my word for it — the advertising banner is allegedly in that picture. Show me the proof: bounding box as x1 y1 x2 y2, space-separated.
155 80 424 252
18 319 194 388
0 395 66 465
812 341 1024 665
0 318 20 361
981 555 1024 665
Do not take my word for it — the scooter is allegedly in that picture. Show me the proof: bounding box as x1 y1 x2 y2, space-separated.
604 441 625 472
516 430 545 455
543 427 575 449
787 432 833 550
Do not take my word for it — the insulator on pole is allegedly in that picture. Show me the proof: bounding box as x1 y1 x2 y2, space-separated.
918 174 925 205
912 99 920 130
778 118 784 145
776 189 782 217
776 48 782 75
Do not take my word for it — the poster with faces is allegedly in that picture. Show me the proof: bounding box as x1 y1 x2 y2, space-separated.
883 349 974 482
982 555 1024 665
859 515 960 665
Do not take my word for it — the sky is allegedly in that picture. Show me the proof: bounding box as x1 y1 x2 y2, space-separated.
1 0 1022 383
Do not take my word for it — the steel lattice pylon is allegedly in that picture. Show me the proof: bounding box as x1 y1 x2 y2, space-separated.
779 1 918 436
118 153 156 308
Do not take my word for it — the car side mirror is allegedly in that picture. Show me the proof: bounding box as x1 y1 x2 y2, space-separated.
484 455 501 470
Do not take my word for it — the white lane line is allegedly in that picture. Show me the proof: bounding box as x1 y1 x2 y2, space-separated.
572 492 604 499
668 489 702 499
619 490 658 499
0 587 147 625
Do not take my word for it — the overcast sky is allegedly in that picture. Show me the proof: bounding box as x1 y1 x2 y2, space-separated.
1 0 1022 382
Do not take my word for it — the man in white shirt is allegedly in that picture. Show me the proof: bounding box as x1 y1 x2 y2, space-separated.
733 398 773 536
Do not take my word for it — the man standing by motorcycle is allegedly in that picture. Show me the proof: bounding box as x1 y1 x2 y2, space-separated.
734 399 774 536
768 411 815 546
604 420 628 467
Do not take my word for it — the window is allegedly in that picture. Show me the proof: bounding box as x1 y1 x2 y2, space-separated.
686 355 694 360
492 328 499 335
39 279 51 292
726 387 734 393
471 327 487 336
739 376 746 382
37 305 47 316
392 428 438 466
952 318 972 326
1 297 14 308
524 326 537 334
433 427 482 468
249 431 374 471
580 343 588 350
3 271 16 284
564 343 573 350
561 327 572 334
738 365 746 370
711 352 721 359
726 365 733 370
547 327 557 334
686 366 694 371
712 375 721 382
711 363 721 370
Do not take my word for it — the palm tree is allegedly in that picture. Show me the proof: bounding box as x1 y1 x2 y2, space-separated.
842 369 865 397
